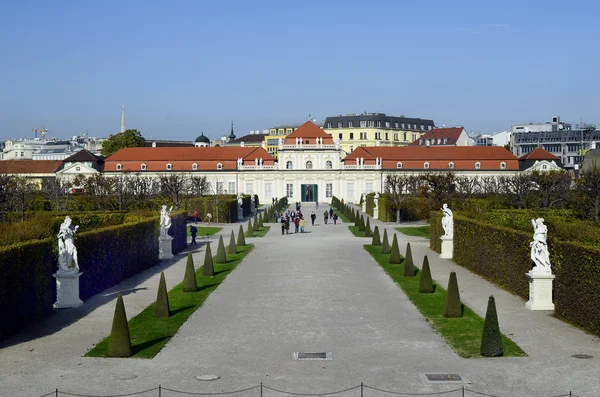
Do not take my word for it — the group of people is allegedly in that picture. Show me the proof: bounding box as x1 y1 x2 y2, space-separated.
192 210 212 224
276 208 307 235
323 207 338 225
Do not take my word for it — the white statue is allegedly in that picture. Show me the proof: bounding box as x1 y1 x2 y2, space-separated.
530 218 552 273
374 192 380 208
160 205 173 238
251 194 256 206
260 157 263 165
441 203 454 239
335 138 341 149
356 158 360 166
255 158 258 166
57 216 80 274
278 138 283 147
361 193 366 203
237 193 243 210
295 137 299 145
360 157 364 165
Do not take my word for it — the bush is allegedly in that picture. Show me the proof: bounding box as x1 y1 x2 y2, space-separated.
480 295 503 357
182 252 198 292
184 197 239 223
155 272 171 318
403 243 415 277
444 272 462 318
418 256 434 293
107 295 132 357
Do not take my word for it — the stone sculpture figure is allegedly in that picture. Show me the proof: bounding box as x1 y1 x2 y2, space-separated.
374 192 380 208
441 203 454 239
57 216 80 274
160 205 173 238
237 192 243 210
255 158 258 166
530 218 552 273
278 138 283 147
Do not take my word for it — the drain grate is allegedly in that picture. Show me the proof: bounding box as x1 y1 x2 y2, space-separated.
572 354 593 359
293 352 332 360
425 374 462 382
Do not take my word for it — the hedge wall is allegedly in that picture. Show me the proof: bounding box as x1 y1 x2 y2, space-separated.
365 193 375 216
170 211 188 253
433 212 600 336
429 211 443 253
377 195 391 221
184 198 239 223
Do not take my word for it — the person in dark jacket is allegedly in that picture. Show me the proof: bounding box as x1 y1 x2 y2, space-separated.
190 225 197 245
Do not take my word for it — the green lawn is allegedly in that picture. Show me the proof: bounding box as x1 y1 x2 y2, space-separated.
364 245 527 358
348 225 370 238
187 226 222 237
246 226 270 238
396 226 430 238
86 244 253 359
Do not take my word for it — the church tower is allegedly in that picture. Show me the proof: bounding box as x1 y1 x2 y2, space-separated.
120 105 126 133
228 121 236 141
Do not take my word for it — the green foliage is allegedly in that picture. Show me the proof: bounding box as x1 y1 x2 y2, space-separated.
371 226 381 245
419 256 434 293
215 235 227 263
397 226 431 238
101 129 145 157
246 219 254 237
359 215 365 231
107 295 133 357
182 252 198 292
203 242 214 276
227 230 237 254
481 296 503 357
389 234 402 264
381 229 390 254
403 243 415 277
237 225 246 246
429 211 443 253
444 272 462 318
184 197 239 223
365 217 372 237
365 193 375 216
354 212 360 227
155 272 171 318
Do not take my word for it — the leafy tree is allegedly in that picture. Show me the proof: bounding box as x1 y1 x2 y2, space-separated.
101 129 145 157
0 174 13 220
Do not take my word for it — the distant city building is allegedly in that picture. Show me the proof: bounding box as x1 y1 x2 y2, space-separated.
323 112 435 156
518 147 563 172
512 116 571 134
413 127 472 146
474 131 511 147
265 123 306 158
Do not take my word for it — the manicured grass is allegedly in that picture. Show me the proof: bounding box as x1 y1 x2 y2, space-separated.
247 226 270 238
348 225 370 238
364 244 527 358
86 244 253 359
187 226 222 237
396 226 431 238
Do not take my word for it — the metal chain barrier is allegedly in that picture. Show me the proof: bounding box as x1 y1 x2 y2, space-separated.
161 385 261 395
58 388 159 397
363 384 463 396
262 384 361 396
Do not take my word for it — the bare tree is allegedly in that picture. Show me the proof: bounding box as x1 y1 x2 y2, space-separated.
576 165 600 224
41 177 71 211
500 174 534 209
420 171 457 209
384 174 412 222
127 174 157 210
190 175 210 197
0 174 13 221
82 173 116 210
159 173 188 208
480 176 504 196
112 172 136 211
529 171 572 208
9 176 37 221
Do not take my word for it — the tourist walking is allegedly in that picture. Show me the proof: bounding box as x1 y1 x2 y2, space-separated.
190 225 197 245
294 216 300 233
285 216 290 234
323 210 329 224
329 207 334 218
311 211 316 226
333 213 338 225
206 212 212 224
281 217 286 235
316 202 319 210
299 217 305 233
193 210 199 223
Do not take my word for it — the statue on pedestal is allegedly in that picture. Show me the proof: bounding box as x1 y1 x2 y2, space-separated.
237 193 243 210
374 192 380 209
160 205 173 239
530 218 552 273
441 203 454 239
57 216 80 274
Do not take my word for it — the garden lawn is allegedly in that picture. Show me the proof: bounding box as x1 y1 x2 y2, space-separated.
396 226 430 238
348 225 369 238
187 226 221 237
248 226 270 238
364 244 526 358
86 244 253 359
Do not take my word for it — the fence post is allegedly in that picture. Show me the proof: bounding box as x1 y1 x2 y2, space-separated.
261 382 263 397
361 382 363 397
462 386 464 397
56 388 58 397
159 384 161 397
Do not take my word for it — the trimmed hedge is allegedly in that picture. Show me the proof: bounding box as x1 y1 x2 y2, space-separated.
365 193 375 216
429 211 443 253
184 197 239 223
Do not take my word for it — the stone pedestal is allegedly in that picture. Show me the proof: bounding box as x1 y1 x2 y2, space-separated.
238 207 244 221
250 202 256 214
159 236 174 260
373 207 379 220
526 272 555 311
53 272 83 309
362 201 366 213
440 237 453 259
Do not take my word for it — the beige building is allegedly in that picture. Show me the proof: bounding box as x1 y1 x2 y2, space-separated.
323 113 435 156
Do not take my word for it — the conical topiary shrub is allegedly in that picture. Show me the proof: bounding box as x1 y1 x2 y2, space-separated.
259 213 264 228
354 212 360 227
359 215 365 231
155 272 170 318
203 242 214 276
418 255 434 293
480 295 504 357
382 229 390 254
365 217 372 237
107 295 132 357
389 234 402 264
183 252 198 292
227 230 237 254
372 226 381 245
237 224 246 246
246 219 254 237
253 216 260 231
403 243 415 277
216 235 227 263
444 272 462 317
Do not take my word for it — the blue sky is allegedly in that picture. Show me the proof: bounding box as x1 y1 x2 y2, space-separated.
0 0 598 141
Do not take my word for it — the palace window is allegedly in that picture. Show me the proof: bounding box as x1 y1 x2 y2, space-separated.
360 120 367 128
376 121 381 127
326 183 333 197
326 160 332 169
448 162 454 169
396 162 403 169
337 121 343 128
385 121 390 128
75 166 80 171
192 163 198 170
306 160 313 169
428 125 433 130
338 133 343 140
424 162 430 169
348 121 354 128
141 163 147 171
385 132 389 140
401 123 405 129
395 122 399 128
349 132 354 140
228 182 236 194
366 182 373 193
217 163 223 170
166 163 172 170
116 164 122 171
500 162 506 170
286 183 293 198
265 183 272 198
375 132 381 140
404 132 407 141
326 122 332 128
475 162 481 170
346 182 354 199
286 160 293 169
421 124 425 130
368 120 375 127
393 133 398 141
443 138 448 144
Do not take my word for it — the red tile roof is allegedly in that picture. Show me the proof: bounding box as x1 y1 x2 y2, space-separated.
284 121 334 144
519 147 560 161
344 146 519 171
104 146 274 171
411 127 465 145
0 160 62 174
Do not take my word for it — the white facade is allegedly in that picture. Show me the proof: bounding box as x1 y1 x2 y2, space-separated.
512 116 571 134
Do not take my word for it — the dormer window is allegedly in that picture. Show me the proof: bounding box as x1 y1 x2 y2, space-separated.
500 162 506 170
286 161 293 169
448 162 454 169
217 163 223 170
424 162 430 169
542 164 547 170
166 163 172 171
141 163 147 171
192 163 198 171
475 162 481 170
116 164 122 171
396 162 403 169
326 160 332 169
306 160 313 169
